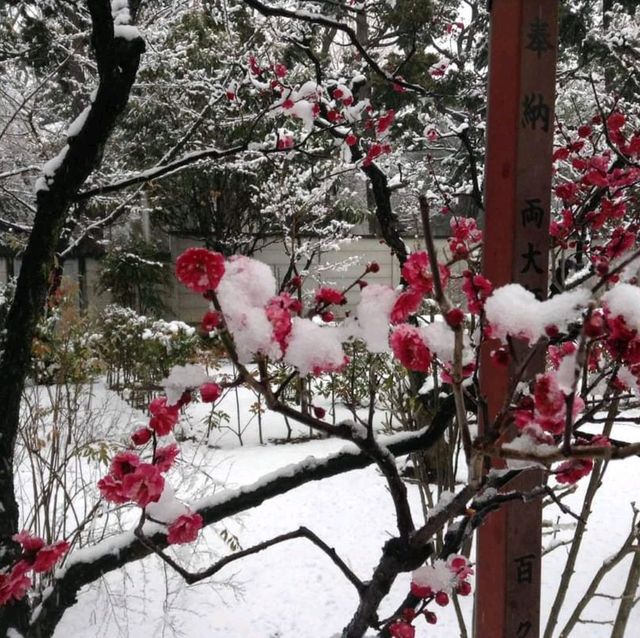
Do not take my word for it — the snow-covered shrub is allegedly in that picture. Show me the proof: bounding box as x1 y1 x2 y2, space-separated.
96 305 198 405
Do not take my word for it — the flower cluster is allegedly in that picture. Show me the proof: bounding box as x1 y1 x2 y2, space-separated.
387 250 453 332
0 532 69 605
388 555 473 636
513 373 584 436
173 240 629 497
402 251 450 295
98 370 217 547
480 278 640 485
448 217 483 261
98 450 166 506
462 270 493 314
411 554 473 600
551 110 640 275
178 250 355 376
99 376 219 507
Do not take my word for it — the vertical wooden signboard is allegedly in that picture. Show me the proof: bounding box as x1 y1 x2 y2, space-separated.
475 1 559 637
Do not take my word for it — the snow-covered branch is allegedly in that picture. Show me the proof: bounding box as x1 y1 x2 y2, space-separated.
32 419 452 637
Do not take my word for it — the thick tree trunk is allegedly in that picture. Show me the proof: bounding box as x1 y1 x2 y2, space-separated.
0 1 143 635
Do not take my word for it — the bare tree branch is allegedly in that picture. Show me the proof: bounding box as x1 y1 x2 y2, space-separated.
135 525 366 593
31 409 453 638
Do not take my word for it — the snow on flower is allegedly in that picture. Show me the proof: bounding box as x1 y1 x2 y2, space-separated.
447 554 474 581
216 256 282 363
343 98 370 124
226 305 280 363
602 283 640 331
284 317 347 376
411 559 459 597
295 80 323 101
145 483 188 523
421 321 473 367
355 284 397 352
289 99 316 132
175 248 225 293
555 348 578 393
167 512 203 545
618 366 640 396
161 364 210 406
218 255 276 307
484 284 590 343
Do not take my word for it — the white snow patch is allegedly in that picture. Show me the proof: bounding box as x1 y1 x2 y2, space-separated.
161 364 210 405
354 284 396 353
602 283 640 330
217 256 280 364
284 317 346 376
66 107 91 139
114 24 141 40
485 284 590 342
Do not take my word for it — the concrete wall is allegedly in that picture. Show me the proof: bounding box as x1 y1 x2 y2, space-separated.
0 235 453 323
0 255 111 316
82 257 112 315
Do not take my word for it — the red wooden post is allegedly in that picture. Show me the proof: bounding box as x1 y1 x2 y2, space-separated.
475 1 559 637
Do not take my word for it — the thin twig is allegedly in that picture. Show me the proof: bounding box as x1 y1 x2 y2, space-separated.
419 195 472 467
135 525 365 593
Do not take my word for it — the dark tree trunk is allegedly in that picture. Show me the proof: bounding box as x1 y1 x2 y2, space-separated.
0 1 143 634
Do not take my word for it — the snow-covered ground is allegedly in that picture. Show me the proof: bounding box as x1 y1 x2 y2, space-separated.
22 379 638 637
